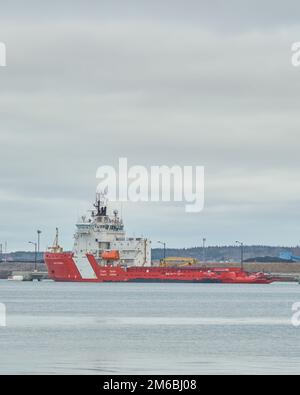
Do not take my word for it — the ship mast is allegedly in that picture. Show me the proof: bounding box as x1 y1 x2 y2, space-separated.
93 192 107 217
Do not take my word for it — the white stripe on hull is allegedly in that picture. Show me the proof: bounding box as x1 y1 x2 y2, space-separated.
73 255 97 279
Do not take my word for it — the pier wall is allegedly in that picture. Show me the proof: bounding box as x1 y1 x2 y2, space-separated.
0 262 46 279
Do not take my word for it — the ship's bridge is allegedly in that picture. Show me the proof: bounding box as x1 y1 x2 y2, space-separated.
76 223 91 234
72 193 151 267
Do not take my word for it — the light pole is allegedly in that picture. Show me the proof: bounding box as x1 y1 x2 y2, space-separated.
158 241 166 261
202 238 206 263
37 230 42 255
29 241 37 272
236 241 244 270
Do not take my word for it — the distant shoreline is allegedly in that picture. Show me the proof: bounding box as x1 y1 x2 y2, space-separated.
3 245 300 263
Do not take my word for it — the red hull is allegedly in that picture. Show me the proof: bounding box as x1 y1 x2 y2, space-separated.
44 253 274 284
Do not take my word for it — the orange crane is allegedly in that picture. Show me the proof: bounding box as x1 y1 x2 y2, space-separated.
159 257 198 267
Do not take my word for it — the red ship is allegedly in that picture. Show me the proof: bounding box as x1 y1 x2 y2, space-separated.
44 194 274 284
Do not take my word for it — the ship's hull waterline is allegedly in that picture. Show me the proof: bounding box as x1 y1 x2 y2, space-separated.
44 253 274 284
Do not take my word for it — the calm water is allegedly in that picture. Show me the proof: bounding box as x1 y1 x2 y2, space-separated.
0 280 300 375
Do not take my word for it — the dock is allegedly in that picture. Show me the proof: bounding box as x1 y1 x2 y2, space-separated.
8 271 49 282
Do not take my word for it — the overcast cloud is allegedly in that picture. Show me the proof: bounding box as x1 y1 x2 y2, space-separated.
0 1 300 250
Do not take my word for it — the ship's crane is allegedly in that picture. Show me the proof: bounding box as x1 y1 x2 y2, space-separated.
48 228 63 253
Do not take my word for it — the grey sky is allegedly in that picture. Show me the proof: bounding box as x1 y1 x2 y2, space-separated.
0 1 300 250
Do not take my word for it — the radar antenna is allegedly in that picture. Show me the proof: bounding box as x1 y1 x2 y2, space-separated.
94 191 108 217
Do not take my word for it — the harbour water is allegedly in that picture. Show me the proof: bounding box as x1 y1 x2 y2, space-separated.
0 280 300 374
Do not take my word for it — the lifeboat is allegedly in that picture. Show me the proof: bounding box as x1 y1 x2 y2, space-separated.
101 250 120 261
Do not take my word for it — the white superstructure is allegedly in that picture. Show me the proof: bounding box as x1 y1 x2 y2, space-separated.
73 193 151 267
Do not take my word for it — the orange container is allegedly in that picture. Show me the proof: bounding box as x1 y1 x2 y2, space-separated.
101 250 120 260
